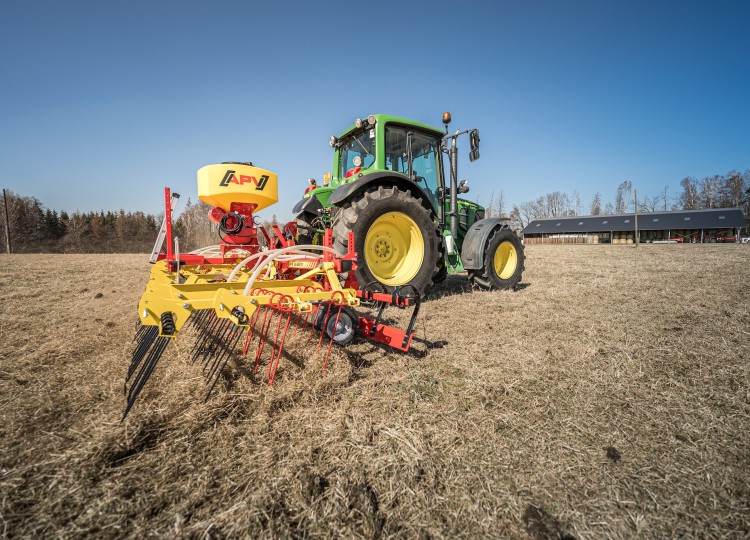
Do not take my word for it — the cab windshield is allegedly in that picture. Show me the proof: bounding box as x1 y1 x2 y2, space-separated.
384 125 442 198
339 129 376 179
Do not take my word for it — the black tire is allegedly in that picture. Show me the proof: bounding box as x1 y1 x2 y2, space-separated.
434 261 448 284
295 211 317 245
332 186 440 295
312 304 357 345
433 236 448 284
325 307 357 345
468 227 525 290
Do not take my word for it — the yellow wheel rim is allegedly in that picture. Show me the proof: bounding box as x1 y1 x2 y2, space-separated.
364 212 424 286
494 241 518 280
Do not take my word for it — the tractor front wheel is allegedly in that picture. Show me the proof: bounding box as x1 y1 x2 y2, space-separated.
468 227 525 290
333 186 440 295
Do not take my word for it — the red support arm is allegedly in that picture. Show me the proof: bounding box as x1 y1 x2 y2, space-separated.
165 187 174 260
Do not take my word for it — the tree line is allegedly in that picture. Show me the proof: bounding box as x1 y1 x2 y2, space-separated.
483 170 750 231
0 191 279 254
0 190 162 253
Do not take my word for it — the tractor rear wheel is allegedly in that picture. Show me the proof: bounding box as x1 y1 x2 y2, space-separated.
468 227 525 290
332 186 440 295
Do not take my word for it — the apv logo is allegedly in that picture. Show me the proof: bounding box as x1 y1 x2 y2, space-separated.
219 170 270 191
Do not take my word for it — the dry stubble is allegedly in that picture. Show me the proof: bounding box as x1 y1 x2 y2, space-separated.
0 245 748 538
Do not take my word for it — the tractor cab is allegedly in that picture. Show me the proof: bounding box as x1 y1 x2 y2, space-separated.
292 114 448 234
328 115 447 215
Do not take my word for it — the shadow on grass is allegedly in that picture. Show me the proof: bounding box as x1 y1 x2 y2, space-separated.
426 274 530 300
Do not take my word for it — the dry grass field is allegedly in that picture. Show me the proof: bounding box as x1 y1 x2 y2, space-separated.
1 245 749 538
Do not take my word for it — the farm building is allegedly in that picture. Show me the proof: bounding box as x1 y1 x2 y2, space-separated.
522 207 745 245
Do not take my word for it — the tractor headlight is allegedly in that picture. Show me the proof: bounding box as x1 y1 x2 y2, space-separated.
355 118 363 128
330 135 338 148
367 115 377 126
458 179 470 194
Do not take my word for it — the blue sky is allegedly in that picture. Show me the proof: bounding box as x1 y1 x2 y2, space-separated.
1 0 748 221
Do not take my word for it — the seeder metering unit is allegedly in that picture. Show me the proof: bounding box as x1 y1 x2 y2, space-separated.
125 163 420 419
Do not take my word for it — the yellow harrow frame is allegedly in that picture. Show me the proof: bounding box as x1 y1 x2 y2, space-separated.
126 256 361 419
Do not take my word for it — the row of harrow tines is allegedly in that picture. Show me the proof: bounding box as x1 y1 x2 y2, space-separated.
124 243 420 419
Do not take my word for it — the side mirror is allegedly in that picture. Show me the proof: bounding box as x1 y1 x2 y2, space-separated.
469 129 480 162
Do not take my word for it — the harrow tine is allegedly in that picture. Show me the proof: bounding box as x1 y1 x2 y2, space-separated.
196 309 210 327
242 307 263 356
186 309 207 331
196 317 227 365
241 326 253 356
193 310 218 340
268 312 292 385
251 308 267 368
132 324 149 344
182 310 194 330
323 305 343 373
267 308 286 376
316 303 333 352
190 313 221 361
127 336 170 401
204 322 240 381
294 311 304 335
197 310 214 329
200 319 233 369
254 307 275 372
127 326 159 383
308 305 319 341
204 324 244 401
122 335 170 420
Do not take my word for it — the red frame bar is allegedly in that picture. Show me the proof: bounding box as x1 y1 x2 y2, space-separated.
355 289 415 307
164 187 174 260
271 224 290 248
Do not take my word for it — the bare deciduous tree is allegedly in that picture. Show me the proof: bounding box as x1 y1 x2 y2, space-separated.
679 177 700 210
615 180 632 214
722 170 746 208
572 191 581 216
590 193 602 216
509 205 524 230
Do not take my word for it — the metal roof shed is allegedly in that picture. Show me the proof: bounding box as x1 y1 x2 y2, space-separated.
523 208 745 235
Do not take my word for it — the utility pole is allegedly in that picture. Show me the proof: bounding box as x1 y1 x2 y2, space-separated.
634 188 639 248
2 189 11 255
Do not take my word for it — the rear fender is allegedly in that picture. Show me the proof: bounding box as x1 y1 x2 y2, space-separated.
460 218 511 270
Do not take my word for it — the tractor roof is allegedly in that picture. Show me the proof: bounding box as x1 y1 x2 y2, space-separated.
338 114 445 139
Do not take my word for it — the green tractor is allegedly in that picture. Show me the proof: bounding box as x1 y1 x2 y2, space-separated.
292 112 525 295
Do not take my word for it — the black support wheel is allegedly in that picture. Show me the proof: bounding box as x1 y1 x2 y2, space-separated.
468 226 525 290
332 186 440 295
